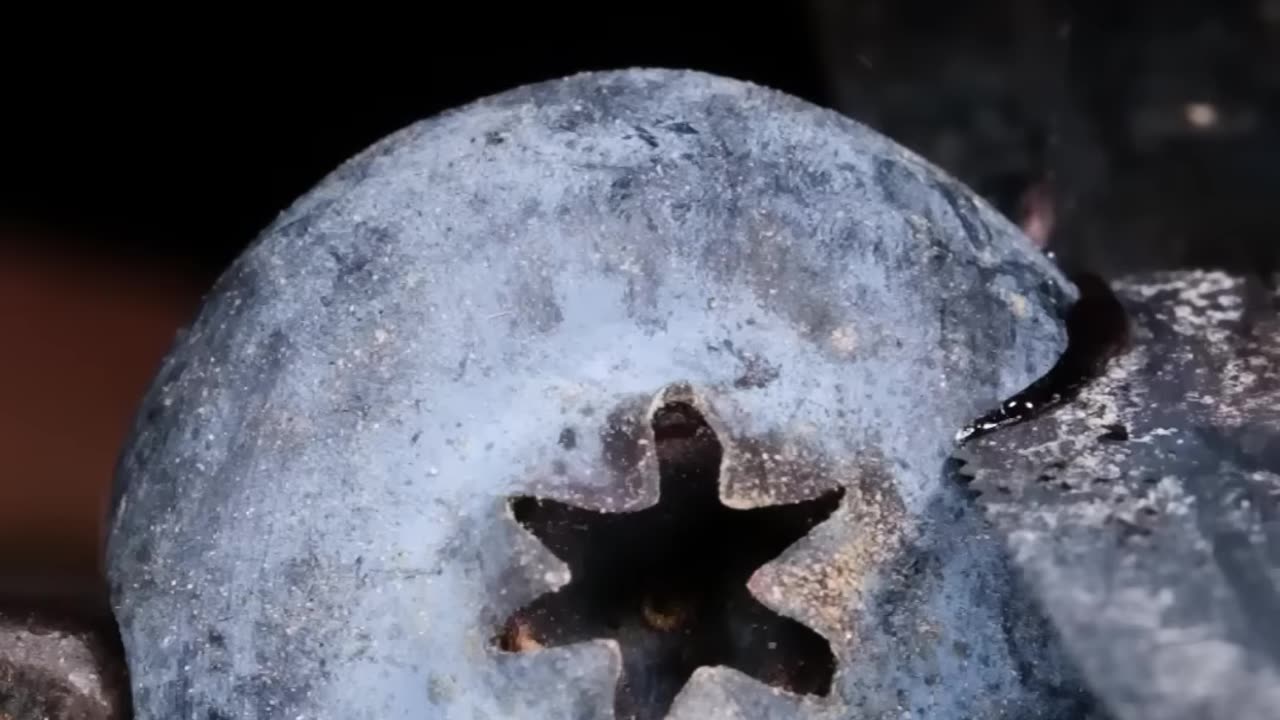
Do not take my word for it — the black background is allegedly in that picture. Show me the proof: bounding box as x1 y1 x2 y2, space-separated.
2 10 829 278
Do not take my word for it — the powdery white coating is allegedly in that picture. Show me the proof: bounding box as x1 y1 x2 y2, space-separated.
107 69 1080 719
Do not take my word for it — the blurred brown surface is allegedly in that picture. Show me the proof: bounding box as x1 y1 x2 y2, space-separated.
0 236 202 587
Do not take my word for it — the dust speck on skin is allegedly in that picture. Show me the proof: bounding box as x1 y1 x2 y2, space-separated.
829 325 859 357
1004 291 1030 319
906 213 931 238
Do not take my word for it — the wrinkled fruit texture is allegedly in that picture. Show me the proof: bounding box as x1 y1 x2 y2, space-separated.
107 69 1090 718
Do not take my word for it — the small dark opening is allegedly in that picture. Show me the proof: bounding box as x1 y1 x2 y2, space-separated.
1099 424 1130 442
496 401 843 720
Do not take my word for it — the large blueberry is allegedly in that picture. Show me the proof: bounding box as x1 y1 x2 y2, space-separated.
107 69 1087 719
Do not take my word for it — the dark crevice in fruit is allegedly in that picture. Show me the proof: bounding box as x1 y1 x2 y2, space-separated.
957 272 1130 444
495 400 842 720
1099 424 1129 442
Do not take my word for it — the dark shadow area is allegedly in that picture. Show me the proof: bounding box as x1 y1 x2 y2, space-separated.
958 271 1131 443
496 401 843 720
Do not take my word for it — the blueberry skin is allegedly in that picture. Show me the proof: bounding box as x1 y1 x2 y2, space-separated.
107 69 1082 719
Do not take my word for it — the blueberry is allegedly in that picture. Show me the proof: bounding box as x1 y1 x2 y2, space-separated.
106 69 1088 719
